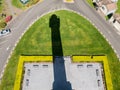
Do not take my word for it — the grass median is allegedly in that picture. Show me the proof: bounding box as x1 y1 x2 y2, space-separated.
12 0 25 9
0 10 120 90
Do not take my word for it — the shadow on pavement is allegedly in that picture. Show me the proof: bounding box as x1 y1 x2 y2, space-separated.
49 14 72 90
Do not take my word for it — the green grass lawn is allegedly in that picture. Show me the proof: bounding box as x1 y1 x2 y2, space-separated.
116 0 120 13
12 0 26 9
0 0 4 13
86 0 94 7
0 10 120 90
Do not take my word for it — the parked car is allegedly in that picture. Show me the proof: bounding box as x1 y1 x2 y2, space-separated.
5 16 12 22
0 29 11 36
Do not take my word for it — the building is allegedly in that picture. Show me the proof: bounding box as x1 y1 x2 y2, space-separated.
93 0 117 16
110 14 120 31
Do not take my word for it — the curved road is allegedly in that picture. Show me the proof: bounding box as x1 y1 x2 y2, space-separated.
0 0 120 79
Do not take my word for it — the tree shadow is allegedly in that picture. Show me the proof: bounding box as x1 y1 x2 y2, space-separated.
49 14 72 90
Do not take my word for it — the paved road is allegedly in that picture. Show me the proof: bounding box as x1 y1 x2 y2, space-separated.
0 0 120 78
5 0 15 15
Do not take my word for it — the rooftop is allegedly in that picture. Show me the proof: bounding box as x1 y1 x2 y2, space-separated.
106 3 117 11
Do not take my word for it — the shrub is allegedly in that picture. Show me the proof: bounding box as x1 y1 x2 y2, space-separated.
0 21 7 28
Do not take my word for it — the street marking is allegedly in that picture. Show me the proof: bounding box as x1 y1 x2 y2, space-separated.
6 46 10 51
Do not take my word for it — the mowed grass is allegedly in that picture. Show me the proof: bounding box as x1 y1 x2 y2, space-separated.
0 0 4 13
116 0 120 13
0 10 120 90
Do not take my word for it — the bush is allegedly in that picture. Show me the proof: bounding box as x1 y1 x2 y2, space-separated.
0 21 7 28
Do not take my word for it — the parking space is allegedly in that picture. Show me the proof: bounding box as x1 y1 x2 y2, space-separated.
22 57 105 90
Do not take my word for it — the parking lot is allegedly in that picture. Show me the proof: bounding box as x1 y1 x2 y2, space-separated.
22 57 105 90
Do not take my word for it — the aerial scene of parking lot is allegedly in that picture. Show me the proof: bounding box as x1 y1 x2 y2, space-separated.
0 0 120 90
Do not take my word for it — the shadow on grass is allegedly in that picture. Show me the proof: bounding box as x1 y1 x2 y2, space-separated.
49 14 72 90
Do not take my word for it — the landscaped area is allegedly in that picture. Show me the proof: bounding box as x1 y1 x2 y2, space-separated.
0 10 120 90
12 0 42 9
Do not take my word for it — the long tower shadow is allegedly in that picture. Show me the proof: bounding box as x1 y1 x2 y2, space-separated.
49 14 72 90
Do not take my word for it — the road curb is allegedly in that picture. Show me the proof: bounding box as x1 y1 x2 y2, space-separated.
0 9 54 84
0 7 120 85
62 8 120 61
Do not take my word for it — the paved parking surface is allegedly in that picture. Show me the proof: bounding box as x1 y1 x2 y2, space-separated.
22 62 54 90
22 57 105 90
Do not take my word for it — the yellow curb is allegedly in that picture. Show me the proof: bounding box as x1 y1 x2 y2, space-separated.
14 55 113 90
72 55 113 90
14 56 52 90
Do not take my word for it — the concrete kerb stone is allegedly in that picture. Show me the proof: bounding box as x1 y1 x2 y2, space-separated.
14 56 52 90
38 8 120 61
14 55 106 90
0 7 120 84
0 9 64 84
0 13 46 84
0 47 13 84
63 9 120 61
0 9 59 84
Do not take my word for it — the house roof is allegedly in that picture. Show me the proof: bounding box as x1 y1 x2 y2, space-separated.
97 0 112 5
101 0 112 5
106 3 117 11
96 0 117 7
